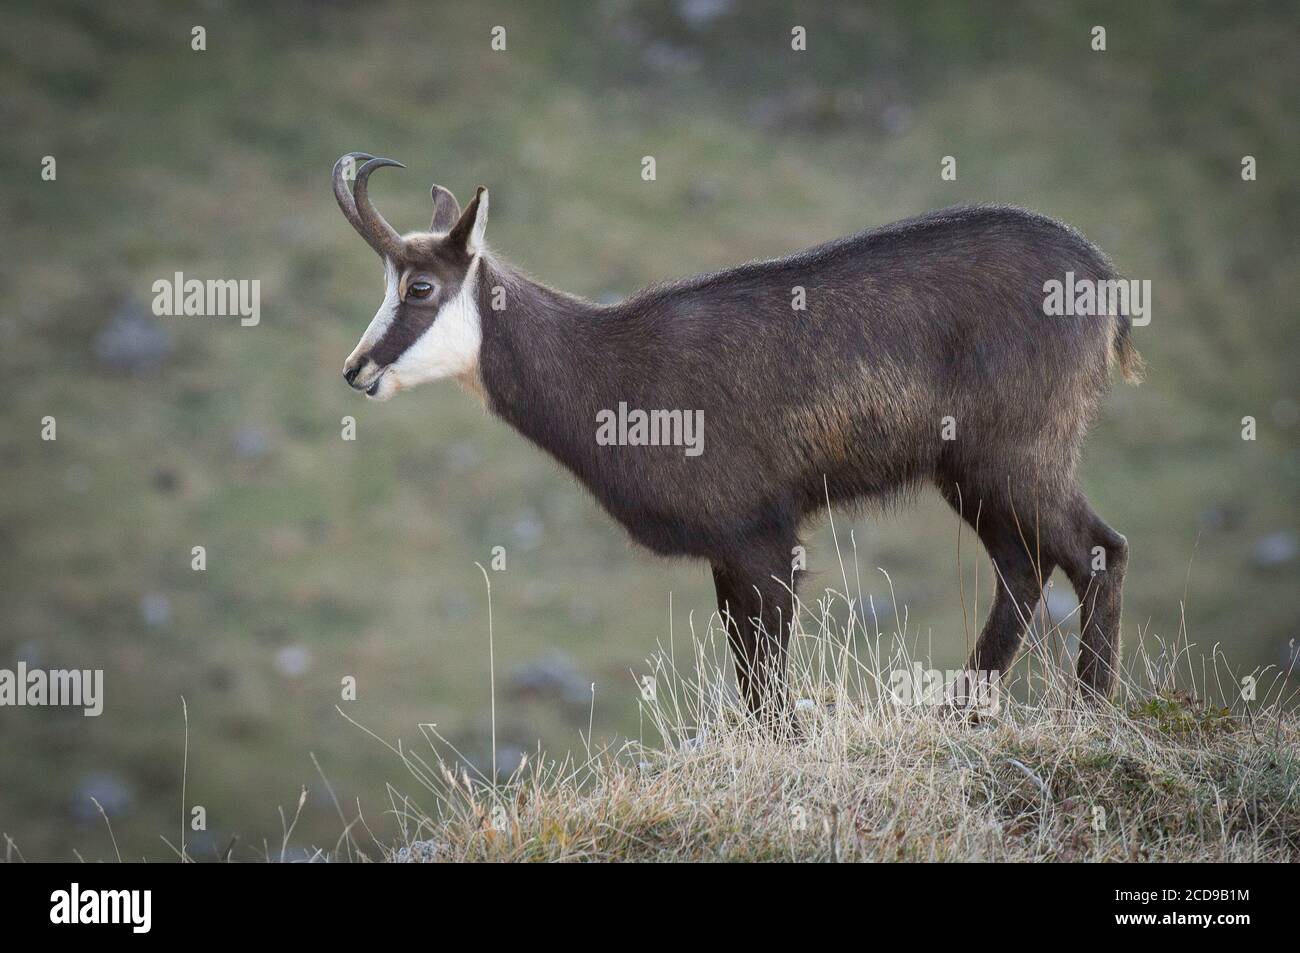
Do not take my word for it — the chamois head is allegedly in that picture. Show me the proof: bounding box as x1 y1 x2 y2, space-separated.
333 153 488 400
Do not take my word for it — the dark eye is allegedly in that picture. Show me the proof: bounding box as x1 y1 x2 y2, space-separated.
408 281 434 299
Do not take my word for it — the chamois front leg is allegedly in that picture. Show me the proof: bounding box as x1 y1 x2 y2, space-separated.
711 536 800 730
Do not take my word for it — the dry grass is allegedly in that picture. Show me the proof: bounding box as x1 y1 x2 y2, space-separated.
364 564 1300 864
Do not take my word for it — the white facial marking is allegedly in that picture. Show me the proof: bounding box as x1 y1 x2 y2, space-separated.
345 258 401 380
368 255 483 401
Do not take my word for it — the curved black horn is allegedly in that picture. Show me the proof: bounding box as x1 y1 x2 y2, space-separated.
332 152 373 236
351 156 407 259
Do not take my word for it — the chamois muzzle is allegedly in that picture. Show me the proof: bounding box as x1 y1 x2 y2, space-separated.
332 152 406 259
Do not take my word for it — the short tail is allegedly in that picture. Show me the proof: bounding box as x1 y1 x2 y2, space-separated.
1113 314 1145 384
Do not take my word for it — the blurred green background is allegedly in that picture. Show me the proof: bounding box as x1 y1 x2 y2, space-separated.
1 0 1296 860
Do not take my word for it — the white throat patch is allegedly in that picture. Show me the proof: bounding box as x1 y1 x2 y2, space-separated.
366 255 483 401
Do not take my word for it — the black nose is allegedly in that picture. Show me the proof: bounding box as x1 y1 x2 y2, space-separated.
344 366 360 385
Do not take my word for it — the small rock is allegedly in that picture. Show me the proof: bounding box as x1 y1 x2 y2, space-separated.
73 772 135 821
232 425 272 461
494 745 528 779
881 102 914 135
273 644 313 678
509 508 544 551
139 592 172 628
675 0 733 30
93 302 172 374
864 595 895 625
1253 531 1298 569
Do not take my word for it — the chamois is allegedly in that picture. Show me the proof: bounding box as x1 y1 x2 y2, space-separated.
333 152 1143 721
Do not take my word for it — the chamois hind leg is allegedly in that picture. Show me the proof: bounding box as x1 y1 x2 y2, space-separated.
941 487 1055 691
966 519 1055 685
711 535 800 727
1048 491 1129 700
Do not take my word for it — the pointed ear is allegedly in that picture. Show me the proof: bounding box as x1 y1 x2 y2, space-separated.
430 184 461 232
447 186 488 255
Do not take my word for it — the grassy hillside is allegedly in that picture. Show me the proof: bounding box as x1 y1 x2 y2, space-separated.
0 0 1296 860
385 609 1300 864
